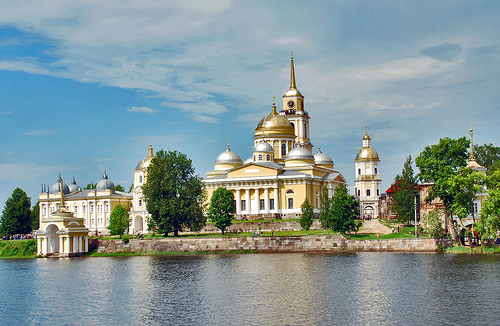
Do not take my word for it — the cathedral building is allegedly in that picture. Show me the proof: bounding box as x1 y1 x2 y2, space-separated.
354 129 381 218
203 55 347 219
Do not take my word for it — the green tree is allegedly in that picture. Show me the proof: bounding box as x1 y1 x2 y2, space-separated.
415 137 469 242
474 143 500 175
319 186 333 231
300 197 314 234
331 184 357 234
84 183 95 190
115 184 126 192
107 204 130 237
207 187 235 235
476 171 500 242
390 156 418 225
0 188 32 235
142 150 206 237
31 202 40 231
421 210 445 238
448 167 485 224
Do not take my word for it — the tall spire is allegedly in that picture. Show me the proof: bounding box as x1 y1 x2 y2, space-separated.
469 123 476 161
290 52 296 89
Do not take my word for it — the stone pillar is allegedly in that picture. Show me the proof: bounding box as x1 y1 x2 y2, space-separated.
37 237 41 254
264 188 269 213
235 189 241 215
245 188 250 214
79 236 83 252
85 236 89 252
59 237 64 254
68 236 73 253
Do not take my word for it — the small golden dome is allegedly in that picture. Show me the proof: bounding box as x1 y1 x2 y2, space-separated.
355 147 380 162
254 100 295 137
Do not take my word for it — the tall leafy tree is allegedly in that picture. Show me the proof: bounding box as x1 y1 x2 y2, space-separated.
300 197 313 234
142 150 205 237
207 187 235 235
0 188 32 235
421 210 445 239
390 156 418 225
448 167 485 224
415 137 469 242
319 186 333 230
476 171 500 241
474 143 500 175
330 184 357 234
107 204 130 237
115 184 126 192
31 202 40 231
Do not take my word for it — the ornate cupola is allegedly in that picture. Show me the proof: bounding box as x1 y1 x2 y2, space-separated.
280 52 312 152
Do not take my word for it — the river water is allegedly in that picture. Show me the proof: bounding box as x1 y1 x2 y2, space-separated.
1 252 499 325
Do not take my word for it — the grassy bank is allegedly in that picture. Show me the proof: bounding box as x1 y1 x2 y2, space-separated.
0 239 37 258
445 245 500 254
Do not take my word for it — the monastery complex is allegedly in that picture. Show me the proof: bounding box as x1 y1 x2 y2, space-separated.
34 55 385 255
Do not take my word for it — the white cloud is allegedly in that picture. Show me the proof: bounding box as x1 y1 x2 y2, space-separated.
2 111 12 115
127 106 158 113
23 130 57 136
191 114 220 124
167 101 227 116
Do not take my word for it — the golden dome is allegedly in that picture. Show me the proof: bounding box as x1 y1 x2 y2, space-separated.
254 101 295 137
355 147 379 162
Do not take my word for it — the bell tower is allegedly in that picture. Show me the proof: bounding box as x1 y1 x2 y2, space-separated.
281 52 312 152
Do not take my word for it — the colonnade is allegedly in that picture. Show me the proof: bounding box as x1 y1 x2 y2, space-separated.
234 186 279 215
37 233 89 255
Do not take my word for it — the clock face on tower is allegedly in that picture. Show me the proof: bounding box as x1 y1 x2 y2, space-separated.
287 100 296 109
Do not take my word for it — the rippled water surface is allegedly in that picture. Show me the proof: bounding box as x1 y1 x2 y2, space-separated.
1 253 500 325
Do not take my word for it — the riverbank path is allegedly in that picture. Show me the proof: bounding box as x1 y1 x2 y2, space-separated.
358 219 392 234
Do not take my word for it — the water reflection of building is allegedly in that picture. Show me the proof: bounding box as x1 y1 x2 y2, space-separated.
203 55 347 219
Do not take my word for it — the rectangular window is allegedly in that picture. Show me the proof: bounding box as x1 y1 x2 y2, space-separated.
241 200 246 211
358 168 361 175
83 206 86 214
366 189 371 196
288 198 293 210
375 167 378 174
473 202 478 214
139 199 142 207
260 199 265 211
269 199 274 210
74 205 78 213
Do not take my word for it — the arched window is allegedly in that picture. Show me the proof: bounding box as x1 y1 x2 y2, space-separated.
374 167 378 174
266 154 270 161
286 189 295 195
358 168 361 175
258 154 263 161
291 122 295 132
282 143 287 156
288 198 293 209
366 189 371 196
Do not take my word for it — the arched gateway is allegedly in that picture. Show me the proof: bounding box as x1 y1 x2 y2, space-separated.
36 178 89 257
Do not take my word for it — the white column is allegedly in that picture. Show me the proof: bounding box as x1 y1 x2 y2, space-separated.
37 237 41 254
79 236 83 252
68 237 73 253
235 189 241 215
264 188 269 213
43 237 48 254
59 237 64 254
245 189 250 214
274 186 279 213
85 236 89 252
254 188 260 214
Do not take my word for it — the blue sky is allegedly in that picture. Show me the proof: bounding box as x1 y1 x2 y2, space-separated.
1 1 499 209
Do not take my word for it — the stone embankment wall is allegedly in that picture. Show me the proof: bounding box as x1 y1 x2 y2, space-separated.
200 221 322 233
97 236 451 254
